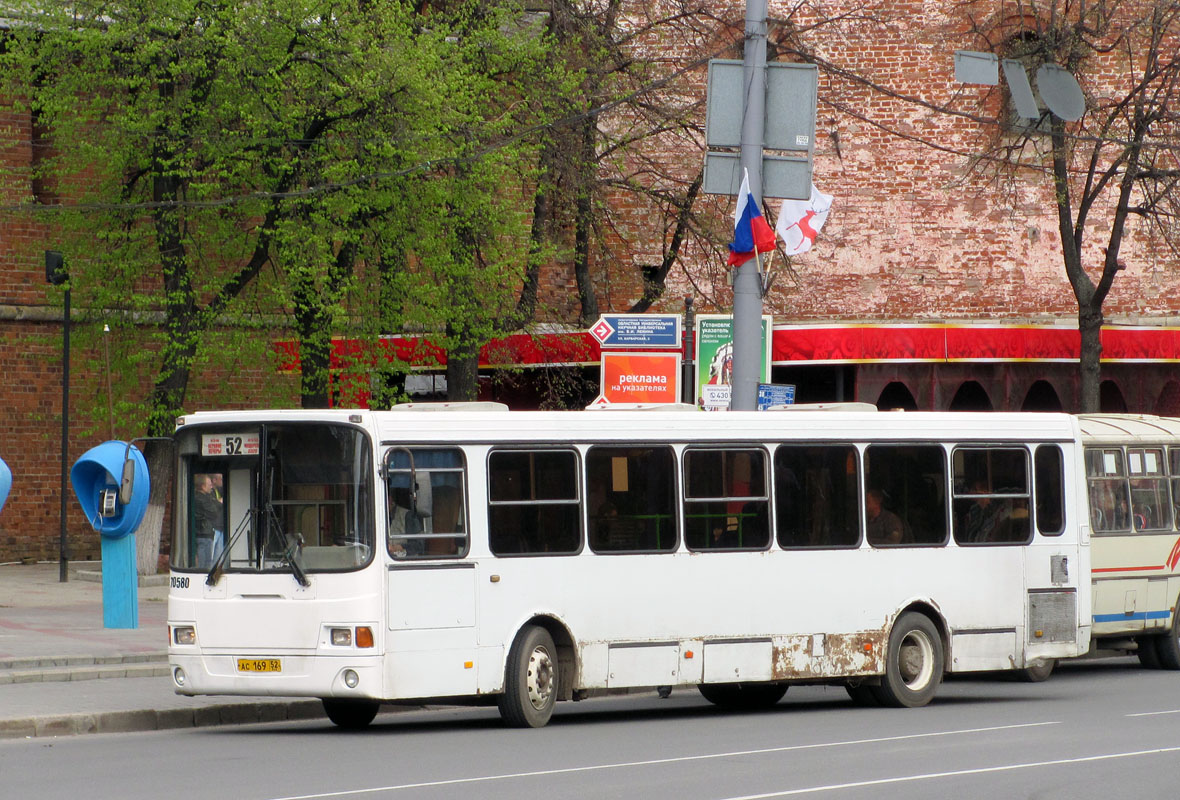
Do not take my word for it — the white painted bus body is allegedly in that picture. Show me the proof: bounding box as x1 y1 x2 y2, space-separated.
1078 415 1180 653
167 408 1091 709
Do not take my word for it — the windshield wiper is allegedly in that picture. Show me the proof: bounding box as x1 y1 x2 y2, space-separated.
262 502 310 588
205 510 253 587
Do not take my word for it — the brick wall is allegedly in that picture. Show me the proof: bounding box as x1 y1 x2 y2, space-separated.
4 2 1180 560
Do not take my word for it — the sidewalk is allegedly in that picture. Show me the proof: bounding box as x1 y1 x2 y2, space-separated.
0 561 328 738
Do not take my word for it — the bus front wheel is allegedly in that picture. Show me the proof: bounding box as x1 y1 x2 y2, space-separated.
322 698 380 730
872 612 943 708
1155 614 1180 670
499 625 558 728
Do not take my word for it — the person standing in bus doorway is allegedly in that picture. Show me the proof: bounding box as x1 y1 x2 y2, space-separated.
865 488 904 545
194 473 225 567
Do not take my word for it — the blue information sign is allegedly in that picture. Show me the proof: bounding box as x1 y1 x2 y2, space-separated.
757 383 796 410
590 314 682 349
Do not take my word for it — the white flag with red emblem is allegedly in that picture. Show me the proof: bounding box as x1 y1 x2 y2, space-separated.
775 184 833 256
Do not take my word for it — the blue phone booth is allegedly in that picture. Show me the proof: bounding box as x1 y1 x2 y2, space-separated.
70 441 150 628
0 456 11 516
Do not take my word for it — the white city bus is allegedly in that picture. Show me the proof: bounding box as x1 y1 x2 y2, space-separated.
1078 414 1180 669
165 405 1091 728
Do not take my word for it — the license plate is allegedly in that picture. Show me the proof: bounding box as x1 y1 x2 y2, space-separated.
237 658 282 673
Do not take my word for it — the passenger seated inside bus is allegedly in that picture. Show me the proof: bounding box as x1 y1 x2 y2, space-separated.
865 488 906 545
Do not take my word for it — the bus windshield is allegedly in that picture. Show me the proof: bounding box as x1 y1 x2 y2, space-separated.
172 423 374 574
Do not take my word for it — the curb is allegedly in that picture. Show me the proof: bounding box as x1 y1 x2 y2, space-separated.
0 653 170 685
73 569 170 587
0 699 328 739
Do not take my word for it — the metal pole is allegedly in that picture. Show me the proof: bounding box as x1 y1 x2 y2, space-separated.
730 0 769 411
103 324 115 439
682 295 695 404
60 287 70 583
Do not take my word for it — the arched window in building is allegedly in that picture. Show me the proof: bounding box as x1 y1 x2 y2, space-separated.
1100 380 1128 413
876 382 918 411
1021 380 1063 412
948 381 993 411
1154 381 1180 416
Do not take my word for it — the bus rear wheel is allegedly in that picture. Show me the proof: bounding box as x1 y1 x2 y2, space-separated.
1017 658 1056 682
871 612 943 708
498 625 558 728
698 682 788 709
322 698 380 730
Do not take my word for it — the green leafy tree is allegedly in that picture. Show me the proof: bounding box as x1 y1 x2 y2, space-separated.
0 0 539 568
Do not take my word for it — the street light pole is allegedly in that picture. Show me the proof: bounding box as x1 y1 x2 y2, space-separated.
730 0 768 411
46 251 70 583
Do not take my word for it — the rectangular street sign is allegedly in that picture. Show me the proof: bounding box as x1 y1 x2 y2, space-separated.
757 383 797 410
598 352 682 404
590 314 682 348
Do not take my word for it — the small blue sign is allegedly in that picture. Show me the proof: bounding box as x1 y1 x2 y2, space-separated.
590 314 681 349
757 383 796 410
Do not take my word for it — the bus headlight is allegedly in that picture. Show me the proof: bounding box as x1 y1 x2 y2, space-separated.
343 669 359 689
331 628 352 646
173 626 196 645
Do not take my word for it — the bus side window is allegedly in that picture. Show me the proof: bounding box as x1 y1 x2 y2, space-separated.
775 445 859 548
1085 448 1130 532
683 448 770 551
488 449 581 556
951 447 1030 545
1034 445 1065 536
586 446 677 554
864 445 947 547
1127 448 1171 532
1172 448 1180 529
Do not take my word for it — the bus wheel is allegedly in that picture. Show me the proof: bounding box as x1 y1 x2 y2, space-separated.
322 698 380 730
845 683 880 706
1018 658 1056 682
1137 636 1162 669
698 682 788 709
498 625 558 728
872 612 943 708
1155 616 1180 670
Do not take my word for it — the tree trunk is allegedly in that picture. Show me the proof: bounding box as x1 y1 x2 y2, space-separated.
1078 304 1103 413
446 323 480 402
135 438 174 575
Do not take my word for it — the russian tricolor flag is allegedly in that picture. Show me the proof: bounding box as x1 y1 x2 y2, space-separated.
727 169 777 267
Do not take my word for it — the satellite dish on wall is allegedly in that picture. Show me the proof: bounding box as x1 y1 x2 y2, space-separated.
1037 63 1086 121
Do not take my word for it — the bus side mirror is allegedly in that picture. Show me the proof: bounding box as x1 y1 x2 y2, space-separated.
119 457 136 505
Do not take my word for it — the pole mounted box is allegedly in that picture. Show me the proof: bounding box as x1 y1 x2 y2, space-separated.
704 60 817 200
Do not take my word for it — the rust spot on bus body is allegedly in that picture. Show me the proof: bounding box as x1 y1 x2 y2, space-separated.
772 630 887 681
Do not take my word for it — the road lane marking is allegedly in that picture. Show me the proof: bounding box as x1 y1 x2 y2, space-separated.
1127 709 1180 717
718 745 1180 799
261 721 1059 800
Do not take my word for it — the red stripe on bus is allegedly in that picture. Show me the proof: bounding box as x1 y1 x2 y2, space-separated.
1093 565 1166 573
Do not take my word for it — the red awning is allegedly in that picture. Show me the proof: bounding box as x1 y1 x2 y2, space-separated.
275 323 1180 372
771 324 1180 364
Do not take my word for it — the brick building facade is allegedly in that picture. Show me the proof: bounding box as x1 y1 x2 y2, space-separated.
3 2 1179 562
